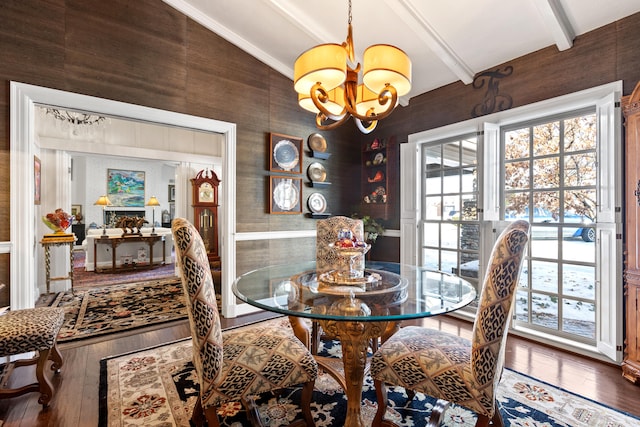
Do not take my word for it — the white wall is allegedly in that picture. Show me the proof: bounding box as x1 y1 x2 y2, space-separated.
72 156 176 228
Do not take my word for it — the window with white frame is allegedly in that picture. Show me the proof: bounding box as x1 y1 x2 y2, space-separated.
403 82 623 362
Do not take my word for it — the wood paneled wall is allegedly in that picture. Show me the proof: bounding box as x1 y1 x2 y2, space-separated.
364 13 640 230
0 1 639 304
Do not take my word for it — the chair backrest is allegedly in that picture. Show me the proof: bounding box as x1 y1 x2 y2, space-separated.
172 218 223 396
316 215 364 273
471 220 530 408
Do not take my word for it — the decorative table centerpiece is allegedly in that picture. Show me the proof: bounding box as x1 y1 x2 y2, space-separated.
319 228 381 288
42 208 73 235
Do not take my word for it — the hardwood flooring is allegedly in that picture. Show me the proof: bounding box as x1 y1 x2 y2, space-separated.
0 314 638 427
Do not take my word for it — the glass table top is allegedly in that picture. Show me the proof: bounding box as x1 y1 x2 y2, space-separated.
232 261 477 322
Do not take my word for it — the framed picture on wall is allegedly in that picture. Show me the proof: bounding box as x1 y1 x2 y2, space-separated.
269 176 302 214
168 184 175 202
71 204 82 221
107 169 145 207
269 133 303 174
34 155 41 205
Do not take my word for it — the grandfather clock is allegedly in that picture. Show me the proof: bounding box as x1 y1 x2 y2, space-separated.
191 169 220 262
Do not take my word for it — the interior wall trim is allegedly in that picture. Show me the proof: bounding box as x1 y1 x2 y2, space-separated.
235 230 316 241
10 82 238 314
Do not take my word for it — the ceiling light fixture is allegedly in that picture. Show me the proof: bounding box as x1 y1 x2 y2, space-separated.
293 0 411 134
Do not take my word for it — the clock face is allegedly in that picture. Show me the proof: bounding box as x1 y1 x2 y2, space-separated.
199 182 214 203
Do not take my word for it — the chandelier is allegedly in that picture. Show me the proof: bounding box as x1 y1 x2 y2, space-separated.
45 108 109 139
293 0 411 134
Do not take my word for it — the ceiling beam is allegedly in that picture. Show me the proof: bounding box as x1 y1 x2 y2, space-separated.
533 0 575 51
386 0 475 85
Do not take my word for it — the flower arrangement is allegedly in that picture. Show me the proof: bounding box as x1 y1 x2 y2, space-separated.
352 214 385 244
42 208 73 234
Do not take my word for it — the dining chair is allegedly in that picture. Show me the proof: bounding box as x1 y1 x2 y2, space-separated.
0 306 65 407
370 220 530 427
313 215 366 353
171 218 318 427
316 215 365 274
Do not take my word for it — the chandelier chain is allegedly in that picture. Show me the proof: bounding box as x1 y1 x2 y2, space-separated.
348 0 352 25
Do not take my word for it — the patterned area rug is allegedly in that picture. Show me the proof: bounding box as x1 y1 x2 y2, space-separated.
51 278 187 344
72 250 178 288
99 318 640 427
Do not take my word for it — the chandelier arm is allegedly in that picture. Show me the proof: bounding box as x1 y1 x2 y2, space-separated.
310 83 348 121
354 118 377 134
316 112 351 131
345 84 399 122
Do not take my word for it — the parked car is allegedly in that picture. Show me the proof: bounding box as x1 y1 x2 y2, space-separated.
506 207 595 242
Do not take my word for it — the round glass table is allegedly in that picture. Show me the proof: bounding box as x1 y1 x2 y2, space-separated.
232 261 477 427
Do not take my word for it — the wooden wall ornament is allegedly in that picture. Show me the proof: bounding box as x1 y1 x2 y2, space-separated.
191 169 220 262
471 66 514 117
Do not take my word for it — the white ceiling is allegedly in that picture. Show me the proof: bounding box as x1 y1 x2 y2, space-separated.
163 0 640 103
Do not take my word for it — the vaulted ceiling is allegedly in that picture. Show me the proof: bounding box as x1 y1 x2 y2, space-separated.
163 0 640 104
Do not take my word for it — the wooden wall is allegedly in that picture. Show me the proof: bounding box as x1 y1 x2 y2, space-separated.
365 12 640 227
1 1 639 305
0 0 360 306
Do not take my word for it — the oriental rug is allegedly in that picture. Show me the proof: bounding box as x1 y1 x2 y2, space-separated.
72 250 178 288
51 278 187 344
99 318 640 427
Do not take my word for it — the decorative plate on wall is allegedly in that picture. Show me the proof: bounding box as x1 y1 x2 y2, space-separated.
273 139 300 171
307 162 327 182
307 192 327 214
308 133 327 152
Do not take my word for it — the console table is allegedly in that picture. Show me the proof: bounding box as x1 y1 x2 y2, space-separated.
93 235 165 273
41 234 77 293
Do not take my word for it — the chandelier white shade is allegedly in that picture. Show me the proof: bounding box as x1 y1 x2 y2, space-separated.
294 44 347 95
362 45 412 96
293 0 411 133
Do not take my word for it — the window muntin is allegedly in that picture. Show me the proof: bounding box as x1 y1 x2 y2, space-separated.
503 109 597 343
421 135 480 295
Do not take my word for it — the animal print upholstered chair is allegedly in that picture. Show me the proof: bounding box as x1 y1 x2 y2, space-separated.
316 215 365 274
171 218 318 427
370 220 530 427
311 216 366 353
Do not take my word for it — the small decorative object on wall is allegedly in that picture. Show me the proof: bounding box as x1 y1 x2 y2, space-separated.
307 162 327 182
270 176 302 214
107 169 145 207
308 133 327 152
307 192 327 214
71 204 82 221
34 155 41 205
471 65 514 118
168 184 175 202
269 133 303 174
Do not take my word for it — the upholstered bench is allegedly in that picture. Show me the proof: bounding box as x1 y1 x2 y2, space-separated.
0 307 65 407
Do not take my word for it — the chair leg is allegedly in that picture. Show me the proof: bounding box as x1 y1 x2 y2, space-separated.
242 395 264 427
490 401 504 427
299 380 316 427
426 399 451 427
49 342 64 373
373 379 388 427
35 348 55 407
475 414 490 427
191 396 204 426
203 405 223 427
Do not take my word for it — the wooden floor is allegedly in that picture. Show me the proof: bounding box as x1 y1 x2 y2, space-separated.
1 313 639 427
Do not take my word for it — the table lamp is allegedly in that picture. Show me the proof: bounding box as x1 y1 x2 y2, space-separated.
146 196 160 235
93 195 112 237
